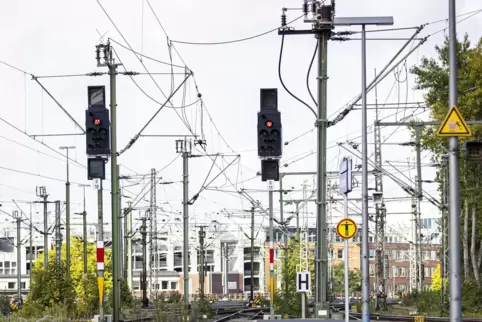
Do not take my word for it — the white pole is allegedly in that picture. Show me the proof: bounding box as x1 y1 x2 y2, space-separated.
301 292 306 319
344 193 350 322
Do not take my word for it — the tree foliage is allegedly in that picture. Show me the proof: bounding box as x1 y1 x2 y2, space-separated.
18 237 116 319
332 262 361 294
274 234 315 317
410 34 482 288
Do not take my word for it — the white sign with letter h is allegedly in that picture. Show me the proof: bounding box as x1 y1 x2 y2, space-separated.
296 271 310 292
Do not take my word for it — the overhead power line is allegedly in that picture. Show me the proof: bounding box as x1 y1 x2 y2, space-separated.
170 14 304 46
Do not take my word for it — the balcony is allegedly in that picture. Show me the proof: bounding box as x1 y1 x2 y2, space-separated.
244 270 260 276
244 253 261 261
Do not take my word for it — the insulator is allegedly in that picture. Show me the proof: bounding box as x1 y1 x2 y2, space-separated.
302 1 308 15
311 2 317 14
281 13 287 26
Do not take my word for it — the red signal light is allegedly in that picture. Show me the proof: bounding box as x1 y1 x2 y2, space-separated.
265 120 273 128
93 118 101 126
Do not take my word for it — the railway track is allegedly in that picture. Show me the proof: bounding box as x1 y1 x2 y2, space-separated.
213 307 267 322
350 313 482 322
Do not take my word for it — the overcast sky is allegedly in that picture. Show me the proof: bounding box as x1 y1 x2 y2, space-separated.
0 0 481 242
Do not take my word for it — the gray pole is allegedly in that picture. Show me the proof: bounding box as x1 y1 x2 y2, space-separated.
315 28 329 315
183 141 190 305
360 24 371 322
109 60 121 321
43 195 48 271
199 227 205 297
269 183 274 319
141 217 148 307
343 193 349 322
127 204 133 291
66 148 71 278
82 185 88 275
56 201 61 269
15 211 21 302
224 243 229 297
296 202 300 237
119 178 124 285
29 203 32 288
250 206 255 302
415 127 423 291
448 0 462 320
280 175 289 296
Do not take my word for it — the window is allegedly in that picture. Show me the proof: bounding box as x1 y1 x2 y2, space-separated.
4 262 10 268
399 267 406 277
369 264 375 277
393 266 398 277
21 282 26 289
170 282 177 290
399 284 407 292
8 282 15 289
392 249 398 260
337 249 343 259
0 262 3 268
431 267 436 276
11 269 16 275
369 249 375 259
162 281 168 289
424 267 430 278
431 251 437 260
11 262 16 268
423 251 430 260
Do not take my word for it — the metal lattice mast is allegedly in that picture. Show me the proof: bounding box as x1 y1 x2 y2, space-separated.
373 75 386 309
409 192 418 292
300 181 310 276
149 169 158 298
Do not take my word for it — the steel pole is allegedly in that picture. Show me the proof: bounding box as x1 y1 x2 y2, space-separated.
56 201 61 269
109 62 121 321
315 29 329 316
16 211 21 303
29 203 32 289
183 147 190 305
415 127 423 291
66 149 71 278
448 0 462 320
344 193 350 322
280 175 288 296
360 24 371 322
269 184 275 319
43 196 48 271
251 207 255 302
127 205 133 291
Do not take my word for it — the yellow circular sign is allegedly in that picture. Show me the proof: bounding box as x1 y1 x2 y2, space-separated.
336 218 357 240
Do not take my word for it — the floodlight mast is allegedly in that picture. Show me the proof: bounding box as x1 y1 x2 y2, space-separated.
334 14 393 322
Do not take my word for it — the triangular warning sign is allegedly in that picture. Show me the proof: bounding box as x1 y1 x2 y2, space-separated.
436 105 472 137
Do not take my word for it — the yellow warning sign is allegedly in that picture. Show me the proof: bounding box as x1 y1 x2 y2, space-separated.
336 218 357 240
436 105 472 137
98 277 104 304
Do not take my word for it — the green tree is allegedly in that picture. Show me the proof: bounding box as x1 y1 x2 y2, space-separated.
430 264 443 291
332 262 361 294
274 235 315 317
0 294 10 317
410 34 482 288
18 237 115 319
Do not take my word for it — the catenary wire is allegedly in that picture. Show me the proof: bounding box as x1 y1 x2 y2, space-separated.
170 14 304 45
